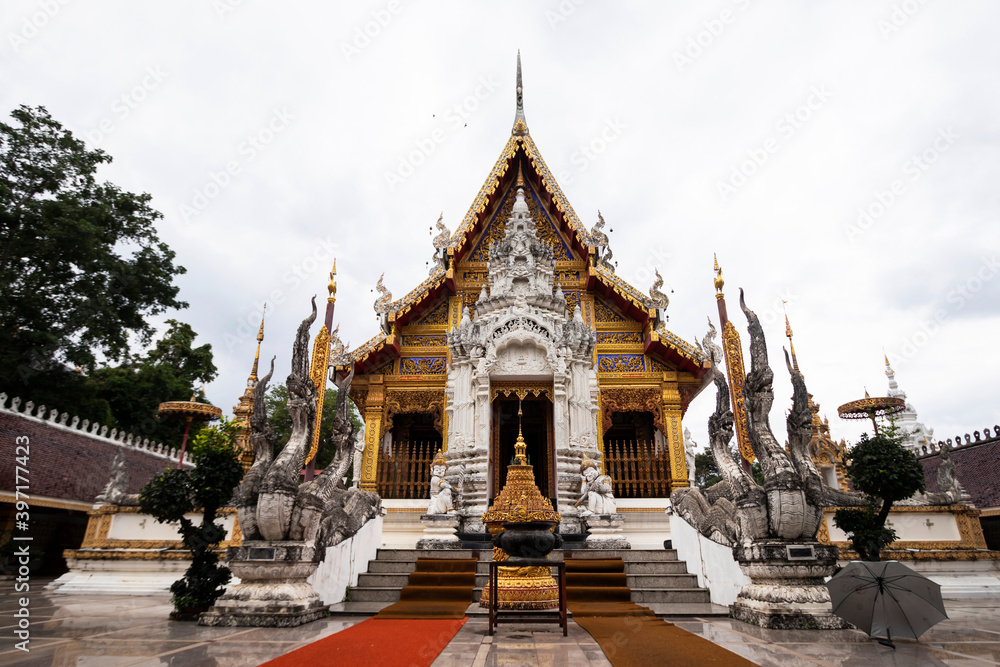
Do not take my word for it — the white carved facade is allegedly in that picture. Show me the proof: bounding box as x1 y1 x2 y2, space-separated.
444 185 599 533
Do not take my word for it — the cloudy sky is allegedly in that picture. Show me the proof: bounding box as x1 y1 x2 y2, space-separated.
4 1 998 452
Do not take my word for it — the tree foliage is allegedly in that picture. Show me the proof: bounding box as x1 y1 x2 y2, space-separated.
89 319 217 445
694 448 763 489
139 419 242 616
0 105 186 399
264 383 363 470
833 425 926 561
694 451 722 489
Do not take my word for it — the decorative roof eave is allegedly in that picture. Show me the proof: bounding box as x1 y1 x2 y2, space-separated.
383 265 448 322
645 329 711 378
347 331 390 369
347 274 452 372
590 263 651 314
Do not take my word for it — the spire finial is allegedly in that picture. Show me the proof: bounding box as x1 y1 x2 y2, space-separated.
783 303 799 371
884 350 897 383
512 51 528 136
713 254 725 298
327 260 337 301
514 399 527 464
515 160 525 188
249 305 266 383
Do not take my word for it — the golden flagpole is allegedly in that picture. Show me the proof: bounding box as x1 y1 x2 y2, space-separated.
713 255 754 472
304 261 337 480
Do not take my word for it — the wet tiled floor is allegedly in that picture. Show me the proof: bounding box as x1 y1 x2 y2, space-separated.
3 581 999 665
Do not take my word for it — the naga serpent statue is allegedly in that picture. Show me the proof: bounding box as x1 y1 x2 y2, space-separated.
672 290 866 547
235 298 379 549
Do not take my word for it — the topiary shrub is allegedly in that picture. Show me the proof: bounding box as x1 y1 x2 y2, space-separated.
140 418 243 618
833 424 926 561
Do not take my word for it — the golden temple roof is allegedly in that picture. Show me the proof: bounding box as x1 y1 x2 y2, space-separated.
339 55 709 376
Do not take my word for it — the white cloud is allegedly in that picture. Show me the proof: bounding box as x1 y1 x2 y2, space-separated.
3 0 997 452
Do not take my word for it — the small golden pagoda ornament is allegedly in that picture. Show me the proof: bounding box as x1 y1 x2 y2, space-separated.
480 407 561 610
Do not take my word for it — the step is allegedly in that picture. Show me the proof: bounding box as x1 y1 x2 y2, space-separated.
353 547 709 607
327 600 731 618
351 587 408 603
630 588 711 604
352 586 711 605
372 548 681 562
365 558 691 576
356 572 699 590
563 549 681 561
625 574 699 588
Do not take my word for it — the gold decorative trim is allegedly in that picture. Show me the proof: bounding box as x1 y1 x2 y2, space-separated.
306 324 331 466
615 507 668 512
156 401 223 420
665 408 688 489
385 507 427 512
63 549 201 561
828 545 1000 561
600 386 664 436
384 388 446 435
820 505 989 552
490 382 553 402
722 321 754 463
78 506 240 550
360 411 382 492
0 494 91 511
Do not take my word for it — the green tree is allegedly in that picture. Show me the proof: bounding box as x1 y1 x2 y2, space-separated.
694 449 763 489
139 418 242 618
694 451 721 489
264 383 364 471
833 425 926 561
90 320 217 446
0 105 186 401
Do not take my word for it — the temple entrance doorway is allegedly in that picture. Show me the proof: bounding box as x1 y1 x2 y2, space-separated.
490 396 554 503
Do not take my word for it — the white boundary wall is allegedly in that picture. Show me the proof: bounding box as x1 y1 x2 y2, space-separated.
670 512 749 607
309 512 385 604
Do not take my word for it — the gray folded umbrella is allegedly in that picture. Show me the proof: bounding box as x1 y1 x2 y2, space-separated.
826 560 948 647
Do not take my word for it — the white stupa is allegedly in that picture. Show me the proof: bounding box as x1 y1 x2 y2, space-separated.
885 356 936 454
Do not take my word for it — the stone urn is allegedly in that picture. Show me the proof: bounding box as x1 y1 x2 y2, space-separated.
199 541 326 627
731 540 852 630
494 521 563 559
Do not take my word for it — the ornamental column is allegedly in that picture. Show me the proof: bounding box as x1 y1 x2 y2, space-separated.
661 384 689 489
359 375 385 492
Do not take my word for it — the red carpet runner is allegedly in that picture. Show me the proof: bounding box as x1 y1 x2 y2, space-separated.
263 557 477 666
261 618 466 667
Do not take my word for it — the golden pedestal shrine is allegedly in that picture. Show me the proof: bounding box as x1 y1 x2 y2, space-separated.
480 427 561 610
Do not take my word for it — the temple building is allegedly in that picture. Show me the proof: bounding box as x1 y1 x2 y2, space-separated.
333 57 712 543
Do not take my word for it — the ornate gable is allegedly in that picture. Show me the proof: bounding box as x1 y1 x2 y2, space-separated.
412 300 449 326
466 178 576 263
594 296 630 325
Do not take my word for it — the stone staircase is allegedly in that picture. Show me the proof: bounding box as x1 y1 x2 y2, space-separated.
338 548 728 617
